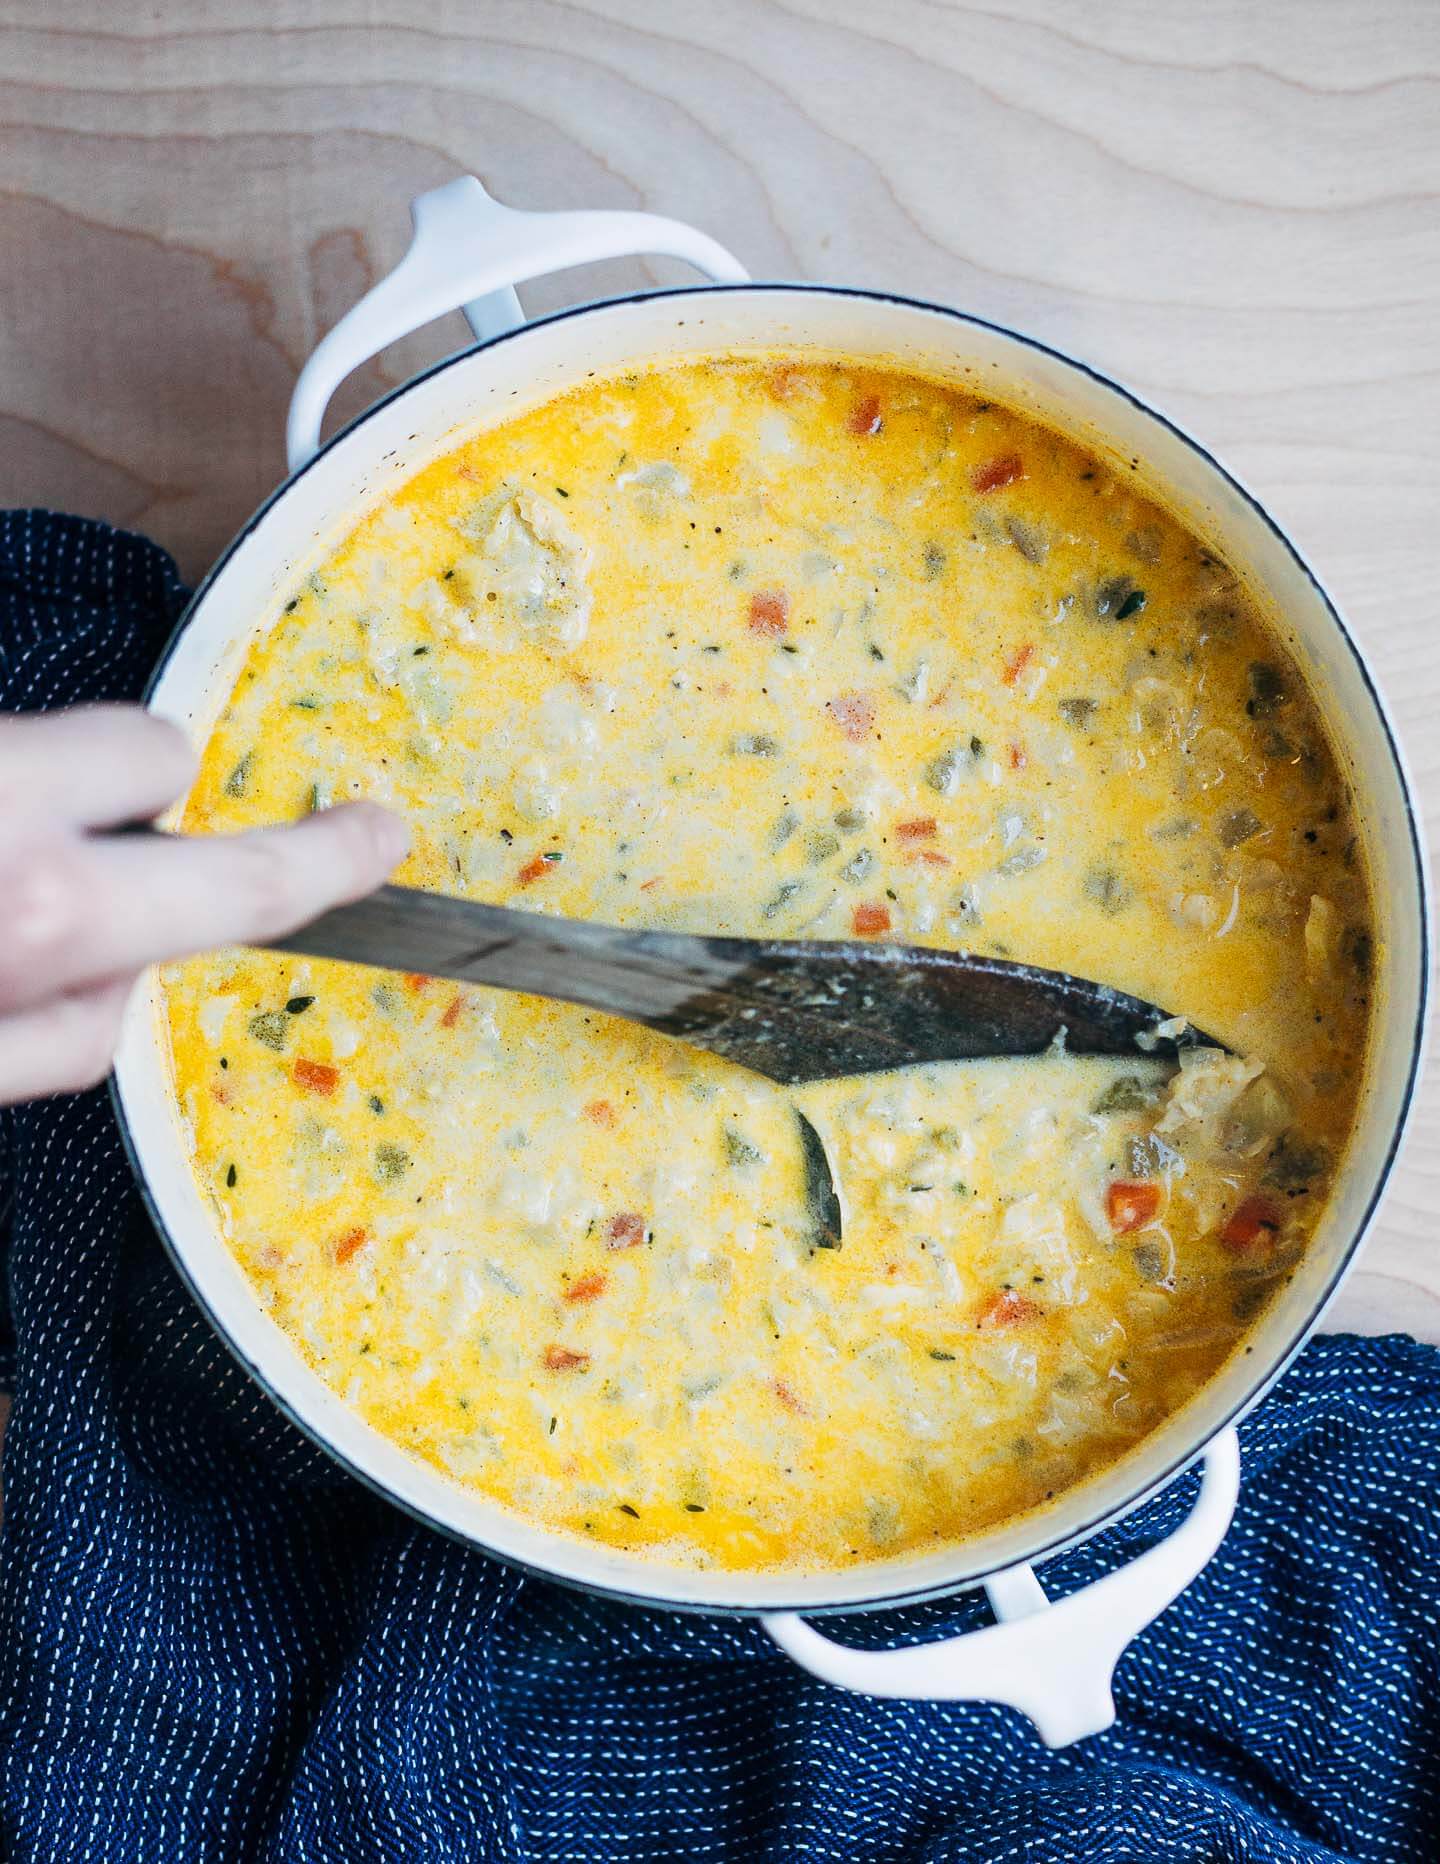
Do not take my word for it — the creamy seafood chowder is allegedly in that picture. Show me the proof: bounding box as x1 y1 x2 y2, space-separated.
164 357 1373 1572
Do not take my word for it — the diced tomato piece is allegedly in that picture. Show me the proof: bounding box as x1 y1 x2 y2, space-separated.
1008 741 1028 770
827 690 875 742
748 590 790 637
905 848 951 867
852 902 892 937
847 394 883 437
976 1289 1042 1329
895 816 937 842
583 1099 617 1128
1003 643 1035 686
1221 1194 1284 1252
971 453 1025 493
516 855 551 887
1107 1180 1161 1232
769 1376 810 1415
440 992 464 1029
294 1058 339 1097
543 1345 590 1372
564 1271 608 1304
334 1225 369 1265
405 972 432 992
606 1211 646 1250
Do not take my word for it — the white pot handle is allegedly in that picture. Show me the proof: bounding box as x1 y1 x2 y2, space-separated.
286 175 749 472
763 1426 1240 1748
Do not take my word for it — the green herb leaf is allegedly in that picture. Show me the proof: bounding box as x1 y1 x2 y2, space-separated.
1246 662 1288 717
1218 808 1263 848
223 752 254 799
1084 864 1131 915
724 1128 764 1167
1264 1136 1330 1193
1094 574 1141 618
247 1010 289 1052
1092 1074 1163 1114
375 1143 412 1184
1132 1240 1167 1282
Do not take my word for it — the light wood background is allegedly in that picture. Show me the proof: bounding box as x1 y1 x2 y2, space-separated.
1 1 1436 1338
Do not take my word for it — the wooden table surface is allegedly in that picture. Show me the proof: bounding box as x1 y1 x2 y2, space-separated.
1 1 1436 1337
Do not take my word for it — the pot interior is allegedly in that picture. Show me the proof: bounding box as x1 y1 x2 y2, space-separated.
113 286 1427 1612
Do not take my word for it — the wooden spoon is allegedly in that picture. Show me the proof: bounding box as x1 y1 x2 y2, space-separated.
267 881 1221 1085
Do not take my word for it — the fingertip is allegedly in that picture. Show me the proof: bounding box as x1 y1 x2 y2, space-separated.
146 709 197 759
332 801 411 877
143 710 199 794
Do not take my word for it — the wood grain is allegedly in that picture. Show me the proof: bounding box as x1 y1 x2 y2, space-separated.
0 0 1436 1338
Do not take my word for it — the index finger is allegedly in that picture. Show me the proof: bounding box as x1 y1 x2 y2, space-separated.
0 805 410 1013
0 705 195 829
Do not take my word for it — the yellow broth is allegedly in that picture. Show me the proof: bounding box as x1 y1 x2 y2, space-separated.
163 358 1372 1571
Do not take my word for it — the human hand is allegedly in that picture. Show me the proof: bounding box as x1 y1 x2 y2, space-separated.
0 705 409 1105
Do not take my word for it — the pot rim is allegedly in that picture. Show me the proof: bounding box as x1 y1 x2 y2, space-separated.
113 279 1431 1616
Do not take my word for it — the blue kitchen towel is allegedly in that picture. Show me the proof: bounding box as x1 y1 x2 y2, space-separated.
0 507 1436 1863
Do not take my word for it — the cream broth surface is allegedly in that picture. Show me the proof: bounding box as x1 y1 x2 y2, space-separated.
164 358 1372 1571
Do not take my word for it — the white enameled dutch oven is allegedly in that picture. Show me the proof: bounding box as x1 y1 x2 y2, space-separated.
111 178 1430 1748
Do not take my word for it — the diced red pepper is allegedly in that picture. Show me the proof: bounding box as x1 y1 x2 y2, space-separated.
769 1376 810 1415
846 394 883 437
334 1225 369 1265
748 590 790 637
1107 1180 1161 1232
971 453 1025 493
1008 741 1028 771
516 855 551 887
294 1058 339 1097
895 817 937 842
827 690 875 742
606 1211 646 1250
543 1345 590 1372
439 992 464 1030
405 972 432 992
852 902 892 937
1221 1194 1284 1252
564 1271 608 1304
1003 643 1035 686
905 848 951 867
583 1099 617 1128
976 1289 1042 1329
